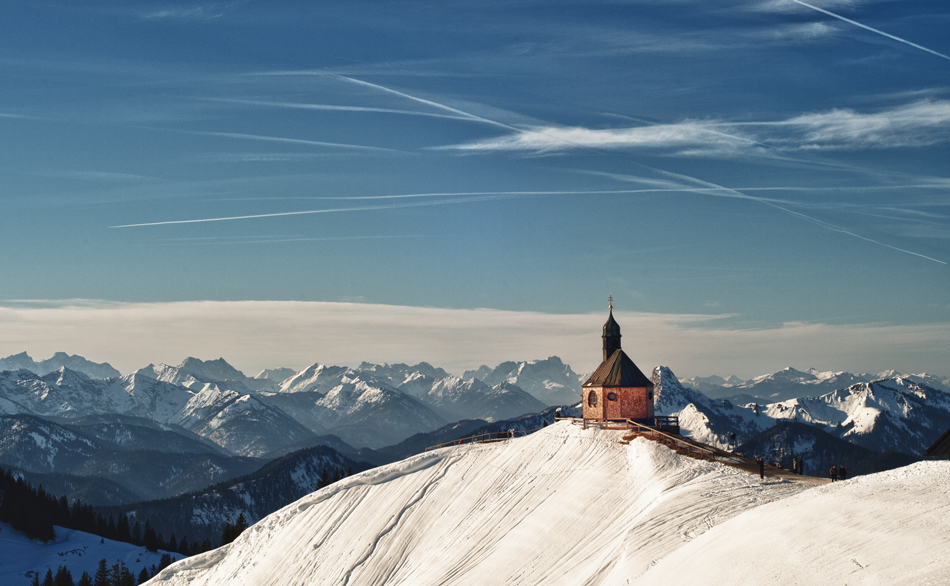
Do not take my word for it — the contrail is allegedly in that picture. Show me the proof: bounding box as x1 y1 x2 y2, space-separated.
109 194 520 228
109 189 706 228
790 0 950 62
198 97 476 122
629 164 948 265
196 131 399 152
143 234 427 246
333 75 522 132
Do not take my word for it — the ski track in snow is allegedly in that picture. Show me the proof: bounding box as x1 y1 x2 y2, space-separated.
151 423 822 586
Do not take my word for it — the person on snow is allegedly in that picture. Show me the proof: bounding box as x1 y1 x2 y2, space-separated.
839 465 847 480
830 465 838 482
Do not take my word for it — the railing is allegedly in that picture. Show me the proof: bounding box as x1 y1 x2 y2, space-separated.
571 416 679 433
424 426 548 451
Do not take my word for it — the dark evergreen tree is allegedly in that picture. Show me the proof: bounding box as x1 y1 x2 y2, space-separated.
143 522 158 552
76 572 93 586
131 521 142 546
41 569 54 586
53 565 74 586
167 533 178 554
93 559 109 586
158 554 174 572
110 562 136 586
0 471 55 541
137 567 150 585
117 514 132 544
220 520 234 546
177 536 190 557
30 572 40 586
234 513 249 535
56 496 70 526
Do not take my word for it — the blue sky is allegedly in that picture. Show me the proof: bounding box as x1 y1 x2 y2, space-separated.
1 0 949 377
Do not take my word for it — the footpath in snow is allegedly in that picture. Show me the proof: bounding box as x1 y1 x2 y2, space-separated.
150 421 950 585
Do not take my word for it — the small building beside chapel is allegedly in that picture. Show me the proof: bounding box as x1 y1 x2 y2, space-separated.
582 301 655 422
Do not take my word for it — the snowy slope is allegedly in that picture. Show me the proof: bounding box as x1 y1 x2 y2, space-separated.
0 522 175 585
636 460 950 586
150 422 809 586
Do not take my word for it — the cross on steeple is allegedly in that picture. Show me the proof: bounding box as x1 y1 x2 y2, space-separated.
608 295 613 311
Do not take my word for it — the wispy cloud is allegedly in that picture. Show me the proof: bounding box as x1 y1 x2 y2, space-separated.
437 121 756 154
136 2 239 21
776 100 950 148
1 299 947 379
439 100 950 154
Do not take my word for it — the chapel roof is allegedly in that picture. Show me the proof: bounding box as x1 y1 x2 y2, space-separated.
583 348 653 388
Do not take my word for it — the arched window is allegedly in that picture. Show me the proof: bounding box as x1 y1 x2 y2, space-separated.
588 391 598 406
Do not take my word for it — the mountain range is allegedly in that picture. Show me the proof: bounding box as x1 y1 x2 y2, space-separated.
652 365 950 457
3 351 950 511
680 366 950 402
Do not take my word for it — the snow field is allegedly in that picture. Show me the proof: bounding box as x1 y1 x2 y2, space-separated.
636 459 950 586
0 523 175 584
151 422 809 586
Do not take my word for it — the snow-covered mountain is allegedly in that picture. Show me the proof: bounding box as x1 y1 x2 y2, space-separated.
254 367 296 383
260 364 451 448
651 366 761 447
0 368 315 457
0 414 101 473
304 373 446 449
0 351 121 379
111 445 373 544
0 414 263 502
736 421 919 478
418 377 547 423
355 361 451 387
151 422 950 586
462 356 582 406
653 365 950 454
273 363 349 394
760 377 950 454
680 366 950 401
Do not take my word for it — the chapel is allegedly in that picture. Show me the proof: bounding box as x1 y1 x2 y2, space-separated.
581 299 655 422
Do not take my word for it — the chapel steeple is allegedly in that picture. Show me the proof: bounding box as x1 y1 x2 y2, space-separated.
602 296 622 361
583 297 654 422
